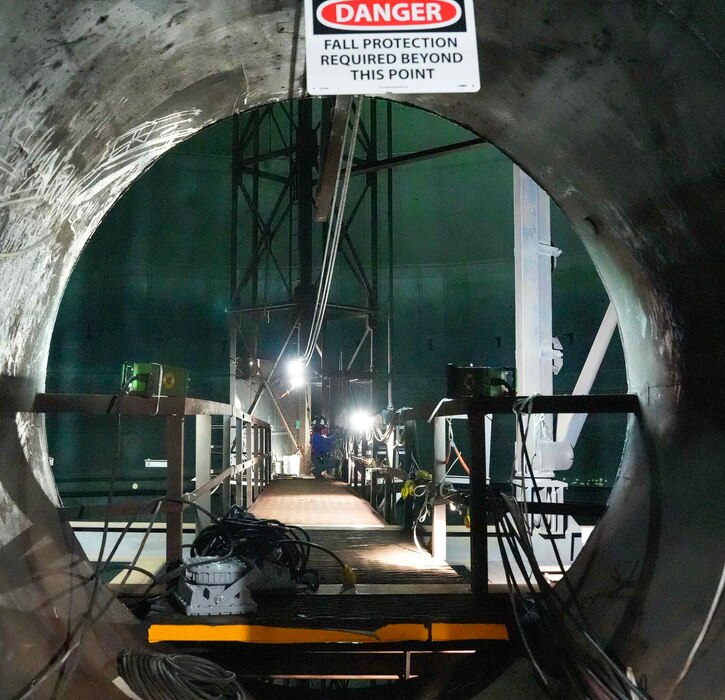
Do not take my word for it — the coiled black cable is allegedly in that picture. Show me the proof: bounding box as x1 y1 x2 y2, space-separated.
192 505 330 591
118 650 245 700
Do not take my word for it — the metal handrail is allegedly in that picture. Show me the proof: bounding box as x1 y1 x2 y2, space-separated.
185 453 271 503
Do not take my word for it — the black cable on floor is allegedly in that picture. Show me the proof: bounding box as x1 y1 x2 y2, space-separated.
118 649 245 700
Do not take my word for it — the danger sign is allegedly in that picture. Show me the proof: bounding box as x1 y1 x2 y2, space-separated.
305 0 480 94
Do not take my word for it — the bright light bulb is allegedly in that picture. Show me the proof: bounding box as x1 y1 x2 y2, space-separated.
349 410 374 434
286 358 306 389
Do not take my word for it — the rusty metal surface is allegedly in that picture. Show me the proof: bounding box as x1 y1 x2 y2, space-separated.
0 1 723 697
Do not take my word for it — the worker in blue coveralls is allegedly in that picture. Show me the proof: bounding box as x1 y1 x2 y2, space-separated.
310 415 337 479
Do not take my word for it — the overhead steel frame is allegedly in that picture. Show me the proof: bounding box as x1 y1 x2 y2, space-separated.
228 100 492 439
228 98 393 440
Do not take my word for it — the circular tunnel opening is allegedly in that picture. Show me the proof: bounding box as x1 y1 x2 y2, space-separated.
44 97 628 696
1 3 723 698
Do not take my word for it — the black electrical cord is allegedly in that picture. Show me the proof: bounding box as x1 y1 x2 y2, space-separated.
190 505 354 593
490 481 649 699
118 649 245 700
492 501 555 696
14 415 127 700
512 406 650 698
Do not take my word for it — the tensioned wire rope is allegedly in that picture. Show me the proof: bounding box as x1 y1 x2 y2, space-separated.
301 97 362 366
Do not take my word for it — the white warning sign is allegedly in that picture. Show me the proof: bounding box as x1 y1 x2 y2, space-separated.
305 0 480 95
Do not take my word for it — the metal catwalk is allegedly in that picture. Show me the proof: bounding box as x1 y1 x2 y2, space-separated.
247 477 463 585
248 477 387 529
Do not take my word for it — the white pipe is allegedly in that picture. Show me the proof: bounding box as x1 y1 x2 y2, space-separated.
557 302 618 447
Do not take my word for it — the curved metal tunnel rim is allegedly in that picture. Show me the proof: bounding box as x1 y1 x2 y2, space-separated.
0 2 723 698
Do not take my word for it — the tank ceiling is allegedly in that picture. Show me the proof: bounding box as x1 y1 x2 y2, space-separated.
0 2 723 698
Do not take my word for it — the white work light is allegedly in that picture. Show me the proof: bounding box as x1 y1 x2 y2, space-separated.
349 410 374 434
286 358 306 390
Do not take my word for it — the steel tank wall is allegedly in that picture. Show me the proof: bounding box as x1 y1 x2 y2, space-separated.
0 2 722 698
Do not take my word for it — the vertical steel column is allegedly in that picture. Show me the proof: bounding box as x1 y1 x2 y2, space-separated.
403 419 416 530
353 439 359 490
297 99 315 338
265 424 272 486
513 165 554 474
253 426 260 500
166 414 185 565
361 437 368 496
245 421 253 507
386 101 394 410
385 429 395 523
230 113 240 308
252 110 260 308
222 416 231 512
228 112 240 515
369 100 379 409
194 415 212 533
297 100 315 459
468 403 489 595
432 416 447 561
235 417 243 506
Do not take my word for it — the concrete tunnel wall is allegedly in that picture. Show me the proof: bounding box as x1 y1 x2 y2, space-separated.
0 1 723 697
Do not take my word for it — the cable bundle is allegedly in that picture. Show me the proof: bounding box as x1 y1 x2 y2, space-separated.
191 505 356 592
487 399 650 699
118 650 244 700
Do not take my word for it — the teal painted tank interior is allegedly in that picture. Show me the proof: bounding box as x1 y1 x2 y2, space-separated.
46 98 626 507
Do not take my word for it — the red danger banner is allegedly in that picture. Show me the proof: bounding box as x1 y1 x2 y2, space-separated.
305 0 479 94
317 0 462 31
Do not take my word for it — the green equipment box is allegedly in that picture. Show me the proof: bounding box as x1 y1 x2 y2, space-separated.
121 362 189 398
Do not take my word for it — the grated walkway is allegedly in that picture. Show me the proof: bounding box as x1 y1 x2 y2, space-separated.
248 476 386 528
247 477 463 586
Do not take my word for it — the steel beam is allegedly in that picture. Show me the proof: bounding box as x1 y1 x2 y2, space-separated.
245 421 253 507
401 394 640 422
194 414 212 531
432 417 447 561
33 393 233 416
386 101 395 410
350 137 487 176
557 303 619 447
247 316 300 415
222 416 231 512
467 405 488 596
165 414 185 565
235 418 243 506
315 95 353 222
513 165 557 474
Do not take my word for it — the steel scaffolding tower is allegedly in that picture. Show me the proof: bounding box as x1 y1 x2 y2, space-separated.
228 98 393 458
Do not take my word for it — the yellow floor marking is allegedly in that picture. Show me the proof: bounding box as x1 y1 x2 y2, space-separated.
148 622 508 644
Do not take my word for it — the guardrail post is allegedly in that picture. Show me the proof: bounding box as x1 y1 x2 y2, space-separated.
166 414 185 565
194 414 212 533
432 416 447 561
245 421 253 507
235 417 243 506
403 420 416 530
468 401 489 596
222 415 231 513
384 472 392 523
